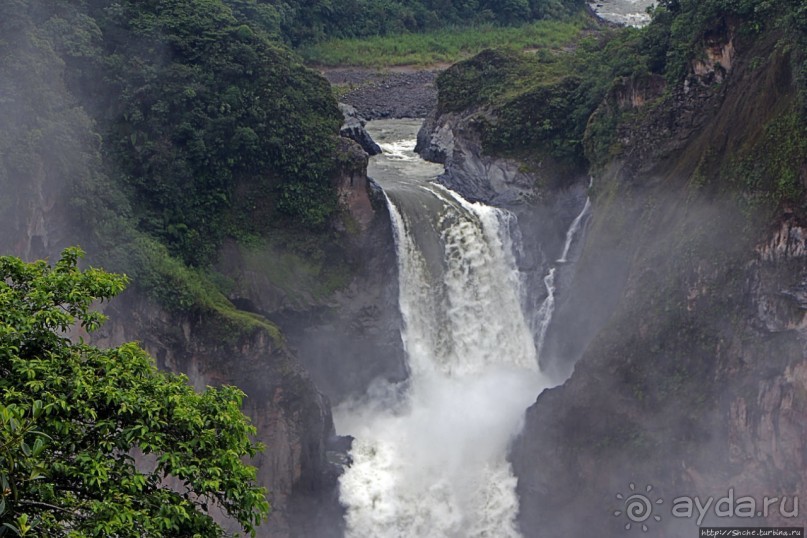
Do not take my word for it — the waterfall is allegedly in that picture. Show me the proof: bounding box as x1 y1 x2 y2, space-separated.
534 193 591 358
336 120 551 537
534 268 556 358
557 197 591 264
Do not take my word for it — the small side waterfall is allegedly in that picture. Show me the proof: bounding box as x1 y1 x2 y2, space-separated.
539 193 591 360
557 197 591 264
534 268 556 358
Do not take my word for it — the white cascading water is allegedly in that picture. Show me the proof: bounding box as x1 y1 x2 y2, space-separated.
534 268 556 358
336 120 573 537
540 195 590 358
557 198 591 264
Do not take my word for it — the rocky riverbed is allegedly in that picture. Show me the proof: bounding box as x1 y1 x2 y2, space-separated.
321 68 440 120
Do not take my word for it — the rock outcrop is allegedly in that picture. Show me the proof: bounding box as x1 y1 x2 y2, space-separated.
338 103 381 156
416 109 543 205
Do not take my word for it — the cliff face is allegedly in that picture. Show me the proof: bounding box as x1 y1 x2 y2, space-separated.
91 295 336 537
416 109 542 205
216 137 405 407
508 20 807 537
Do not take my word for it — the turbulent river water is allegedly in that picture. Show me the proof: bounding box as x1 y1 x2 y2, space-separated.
588 0 656 26
334 120 555 537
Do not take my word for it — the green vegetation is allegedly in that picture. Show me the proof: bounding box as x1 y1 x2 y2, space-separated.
239 232 353 307
73 0 343 266
434 25 661 167
0 0 356 316
129 237 284 344
432 0 807 178
0 248 269 537
624 0 807 93
3 0 346 269
252 0 585 46
728 112 807 203
298 18 583 66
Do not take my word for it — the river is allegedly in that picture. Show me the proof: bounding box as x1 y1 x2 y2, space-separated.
588 0 656 26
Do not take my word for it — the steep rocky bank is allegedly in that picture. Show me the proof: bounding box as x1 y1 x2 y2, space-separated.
509 18 807 537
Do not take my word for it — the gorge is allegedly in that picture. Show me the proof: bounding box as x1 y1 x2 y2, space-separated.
1 0 806 537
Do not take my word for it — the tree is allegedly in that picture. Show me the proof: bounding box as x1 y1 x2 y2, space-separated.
0 248 269 537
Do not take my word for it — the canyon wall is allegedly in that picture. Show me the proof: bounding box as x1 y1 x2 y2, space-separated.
509 22 807 537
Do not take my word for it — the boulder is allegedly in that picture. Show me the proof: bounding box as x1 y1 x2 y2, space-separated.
338 103 381 156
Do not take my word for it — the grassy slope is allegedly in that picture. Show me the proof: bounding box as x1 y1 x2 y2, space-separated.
297 17 587 67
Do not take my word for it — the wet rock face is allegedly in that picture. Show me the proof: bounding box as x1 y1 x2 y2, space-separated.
756 221 807 263
0 153 74 262
279 209 408 405
511 211 807 536
416 109 546 205
414 110 455 164
719 230 807 527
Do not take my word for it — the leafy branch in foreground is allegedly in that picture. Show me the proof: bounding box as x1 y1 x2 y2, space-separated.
0 247 269 537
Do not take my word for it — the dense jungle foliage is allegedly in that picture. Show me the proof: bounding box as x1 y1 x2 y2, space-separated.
1 0 805 535
2 0 344 271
